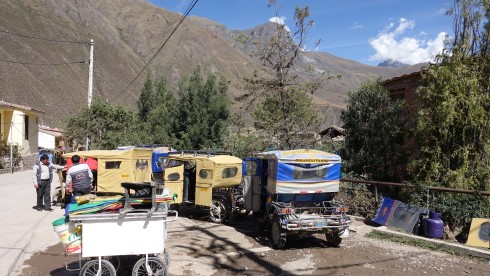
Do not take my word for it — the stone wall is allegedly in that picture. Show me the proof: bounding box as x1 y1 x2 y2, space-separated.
0 153 37 174
22 153 38 170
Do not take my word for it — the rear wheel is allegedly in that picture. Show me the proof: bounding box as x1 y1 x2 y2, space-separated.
132 256 166 276
325 230 342 247
271 217 286 249
209 197 228 223
80 259 116 276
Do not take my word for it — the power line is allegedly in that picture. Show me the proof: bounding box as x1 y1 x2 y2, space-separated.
112 0 199 102
73 0 88 40
94 63 104 98
0 29 88 44
0 58 86 66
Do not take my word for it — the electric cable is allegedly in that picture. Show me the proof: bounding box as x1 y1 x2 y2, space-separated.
0 58 86 66
0 29 87 44
112 0 199 102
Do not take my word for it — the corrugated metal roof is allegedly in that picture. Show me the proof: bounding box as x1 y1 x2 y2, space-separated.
0 100 44 114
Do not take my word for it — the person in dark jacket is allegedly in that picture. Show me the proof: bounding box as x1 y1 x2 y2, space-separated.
66 154 93 196
32 154 63 211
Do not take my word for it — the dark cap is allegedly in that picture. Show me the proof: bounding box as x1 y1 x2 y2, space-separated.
40 154 49 161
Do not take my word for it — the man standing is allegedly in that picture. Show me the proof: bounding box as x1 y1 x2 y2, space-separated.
32 154 63 211
66 154 93 196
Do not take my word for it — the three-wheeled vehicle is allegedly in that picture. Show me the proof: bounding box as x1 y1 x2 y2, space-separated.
62 148 154 194
164 151 243 222
239 149 351 248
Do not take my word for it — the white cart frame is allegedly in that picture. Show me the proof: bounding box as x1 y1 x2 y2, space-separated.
69 210 177 275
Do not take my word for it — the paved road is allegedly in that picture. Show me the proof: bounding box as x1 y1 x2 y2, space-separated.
0 169 64 276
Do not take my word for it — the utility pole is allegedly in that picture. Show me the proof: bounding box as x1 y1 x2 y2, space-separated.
86 39 94 150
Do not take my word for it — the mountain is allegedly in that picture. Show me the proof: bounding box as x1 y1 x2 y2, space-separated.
0 0 423 129
378 59 409 67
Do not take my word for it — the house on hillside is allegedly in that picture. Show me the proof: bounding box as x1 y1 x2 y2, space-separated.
383 71 422 122
383 71 423 175
0 101 44 170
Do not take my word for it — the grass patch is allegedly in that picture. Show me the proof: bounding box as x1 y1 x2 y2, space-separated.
366 230 487 261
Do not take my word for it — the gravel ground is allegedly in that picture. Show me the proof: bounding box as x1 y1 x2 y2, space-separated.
17 214 490 275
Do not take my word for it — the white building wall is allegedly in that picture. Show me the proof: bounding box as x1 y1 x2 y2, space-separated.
39 132 55 149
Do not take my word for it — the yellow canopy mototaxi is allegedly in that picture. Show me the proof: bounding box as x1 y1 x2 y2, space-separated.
62 148 153 194
164 151 243 223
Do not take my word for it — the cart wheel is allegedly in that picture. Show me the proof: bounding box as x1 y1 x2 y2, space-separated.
80 259 116 276
271 216 286 249
103 256 121 272
325 230 342 247
132 256 166 276
209 197 228 223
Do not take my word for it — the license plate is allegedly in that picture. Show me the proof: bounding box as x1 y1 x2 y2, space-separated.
314 220 326 227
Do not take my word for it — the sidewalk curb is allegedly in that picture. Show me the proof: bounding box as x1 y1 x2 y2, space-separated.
371 227 490 261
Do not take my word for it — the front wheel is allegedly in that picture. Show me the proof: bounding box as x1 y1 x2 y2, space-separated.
132 256 166 276
325 230 342 247
80 259 116 276
271 217 286 249
209 197 228 223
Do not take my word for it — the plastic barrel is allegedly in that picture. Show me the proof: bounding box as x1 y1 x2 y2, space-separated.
424 211 444 239
52 217 82 253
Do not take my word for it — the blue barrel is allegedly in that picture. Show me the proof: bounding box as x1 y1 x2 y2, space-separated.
424 211 444 239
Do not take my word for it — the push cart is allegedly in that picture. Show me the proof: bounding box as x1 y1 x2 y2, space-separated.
57 182 178 276
69 210 177 276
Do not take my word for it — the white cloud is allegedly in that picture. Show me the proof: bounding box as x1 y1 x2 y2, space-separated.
394 18 415 35
352 22 363 29
369 18 447 65
269 16 290 32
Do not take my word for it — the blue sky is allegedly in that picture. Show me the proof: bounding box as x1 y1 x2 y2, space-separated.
150 0 453 66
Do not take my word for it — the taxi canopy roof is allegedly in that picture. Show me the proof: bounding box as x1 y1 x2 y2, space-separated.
62 148 153 160
168 152 242 165
256 149 340 164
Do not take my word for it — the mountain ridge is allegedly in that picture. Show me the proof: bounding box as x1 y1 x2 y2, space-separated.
0 0 423 129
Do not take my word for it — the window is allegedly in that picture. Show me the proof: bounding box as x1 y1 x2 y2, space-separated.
245 160 257 176
157 156 169 169
199 169 212 179
291 164 328 180
105 161 122 169
167 173 180 181
222 167 238 178
389 88 405 102
24 115 29 140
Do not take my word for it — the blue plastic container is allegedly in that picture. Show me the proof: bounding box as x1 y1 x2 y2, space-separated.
424 211 444 239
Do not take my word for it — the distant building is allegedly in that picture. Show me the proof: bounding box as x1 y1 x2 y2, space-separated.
383 71 423 176
0 101 44 171
319 125 345 141
383 71 422 122
0 100 44 155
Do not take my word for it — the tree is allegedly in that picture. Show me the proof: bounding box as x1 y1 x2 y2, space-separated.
340 79 407 182
137 72 156 121
63 97 142 150
146 77 178 145
173 67 231 149
253 87 319 149
241 1 328 149
412 0 490 235
414 0 490 192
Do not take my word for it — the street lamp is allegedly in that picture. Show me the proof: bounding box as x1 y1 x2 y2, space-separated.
10 113 24 174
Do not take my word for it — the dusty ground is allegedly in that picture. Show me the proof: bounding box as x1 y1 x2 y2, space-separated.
17 212 490 276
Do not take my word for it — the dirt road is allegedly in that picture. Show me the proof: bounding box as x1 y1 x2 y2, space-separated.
16 213 490 275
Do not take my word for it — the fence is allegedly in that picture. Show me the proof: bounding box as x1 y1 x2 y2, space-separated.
338 178 490 218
